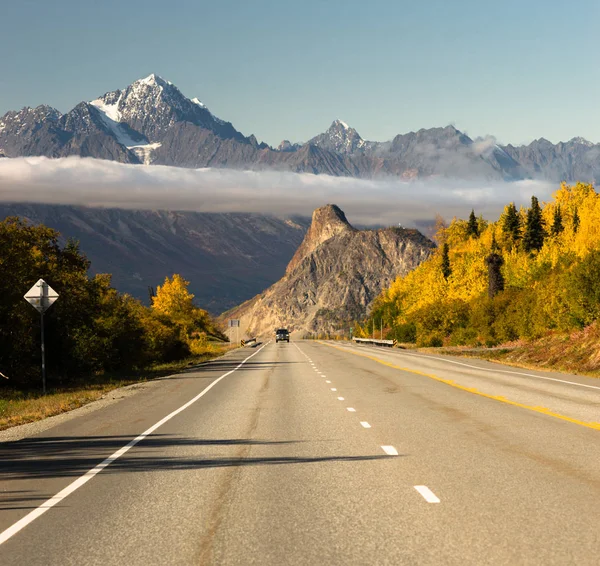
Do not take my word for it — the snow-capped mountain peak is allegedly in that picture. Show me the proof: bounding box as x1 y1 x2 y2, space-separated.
191 97 206 108
307 119 367 155
333 119 349 129
136 73 173 88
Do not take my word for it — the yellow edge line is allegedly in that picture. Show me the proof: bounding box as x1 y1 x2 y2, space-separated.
318 341 600 431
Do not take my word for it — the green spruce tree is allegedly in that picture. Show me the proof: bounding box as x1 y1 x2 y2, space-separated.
467 209 479 237
485 251 505 298
551 205 564 236
523 195 545 253
572 207 580 234
441 243 451 280
501 202 521 244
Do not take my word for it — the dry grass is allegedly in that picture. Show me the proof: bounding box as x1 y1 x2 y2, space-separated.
0 385 125 431
435 324 600 379
0 344 235 431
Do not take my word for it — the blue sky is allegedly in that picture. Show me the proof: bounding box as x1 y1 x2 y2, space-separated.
1 0 598 147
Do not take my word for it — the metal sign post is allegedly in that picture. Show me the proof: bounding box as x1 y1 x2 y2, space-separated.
229 319 240 346
24 279 59 394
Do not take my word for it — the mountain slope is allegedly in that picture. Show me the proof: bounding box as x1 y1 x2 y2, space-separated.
223 204 435 336
0 204 309 313
501 137 600 184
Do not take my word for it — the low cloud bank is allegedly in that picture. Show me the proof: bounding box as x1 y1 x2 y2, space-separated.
0 156 555 227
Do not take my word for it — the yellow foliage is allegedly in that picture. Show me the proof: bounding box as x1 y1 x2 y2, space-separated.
152 274 196 322
151 274 223 350
374 183 600 345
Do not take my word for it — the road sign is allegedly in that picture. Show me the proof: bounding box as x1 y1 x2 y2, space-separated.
228 319 240 346
24 279 59 394
24 279 59 314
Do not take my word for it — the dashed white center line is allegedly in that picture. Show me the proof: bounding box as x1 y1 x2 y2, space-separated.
337 397 345 401
326 380 331 383
347 407 356 412
331 387 337 391
414 486 440 503
381 445 398 456
360 421 371 428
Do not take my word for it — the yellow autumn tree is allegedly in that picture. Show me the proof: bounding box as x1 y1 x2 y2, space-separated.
366 183 600 347
153 274 194 323
151 274 224 354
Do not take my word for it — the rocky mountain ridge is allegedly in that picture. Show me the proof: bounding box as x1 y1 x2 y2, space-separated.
223 204 435 336
2 74 600 182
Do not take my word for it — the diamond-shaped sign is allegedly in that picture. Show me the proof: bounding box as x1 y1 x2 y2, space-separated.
24 279 59 314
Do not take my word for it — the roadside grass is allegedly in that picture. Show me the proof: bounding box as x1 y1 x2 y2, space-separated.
430 324 600 379
0 343 236 431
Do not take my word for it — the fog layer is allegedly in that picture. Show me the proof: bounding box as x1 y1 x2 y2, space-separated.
0 156 555 226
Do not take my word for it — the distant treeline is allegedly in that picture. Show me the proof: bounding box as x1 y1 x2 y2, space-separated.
0 218 225 389
358 182 600 347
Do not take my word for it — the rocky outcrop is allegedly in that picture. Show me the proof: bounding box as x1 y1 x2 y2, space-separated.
223 204 435 336
286 204 355 274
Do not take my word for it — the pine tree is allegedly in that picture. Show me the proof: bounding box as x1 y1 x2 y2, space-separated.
485 252 505 298
502 202 521 243
441 243 451 279
490 233 499 252
572 207 580 233
551 205 564 236
467 209 479 237
523 196 545 253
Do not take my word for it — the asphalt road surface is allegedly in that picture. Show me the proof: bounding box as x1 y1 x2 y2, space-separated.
1 340 599 565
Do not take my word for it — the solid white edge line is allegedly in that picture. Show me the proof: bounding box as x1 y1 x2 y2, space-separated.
414 485 441 503
349 343 600 391
360 422 371 428
381 445 398 456
0 342 270 546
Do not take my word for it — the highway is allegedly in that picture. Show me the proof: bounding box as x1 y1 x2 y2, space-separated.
1 340 599 565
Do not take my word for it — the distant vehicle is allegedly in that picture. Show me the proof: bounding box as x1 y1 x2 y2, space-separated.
275 328 290 343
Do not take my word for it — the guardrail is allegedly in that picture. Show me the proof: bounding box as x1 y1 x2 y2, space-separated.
241 338 257 346
352 337 397 347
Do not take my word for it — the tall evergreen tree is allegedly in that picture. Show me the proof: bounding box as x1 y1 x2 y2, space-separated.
467 209 479 237
441 243 451 280
523 196 545 253
501 202 521 243
572 207 580 233
485 252 505 298
551 205 564 235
